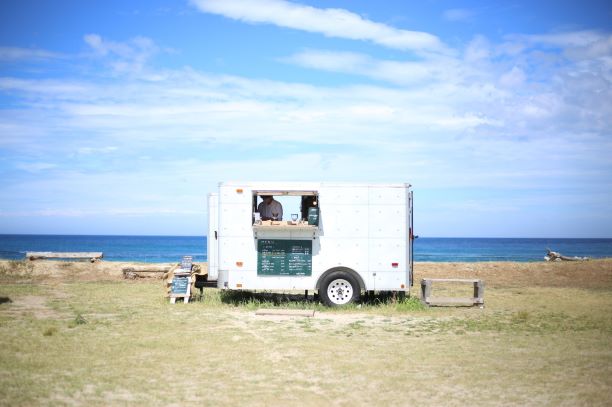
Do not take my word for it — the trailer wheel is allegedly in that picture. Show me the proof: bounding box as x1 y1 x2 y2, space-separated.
320 271 360 306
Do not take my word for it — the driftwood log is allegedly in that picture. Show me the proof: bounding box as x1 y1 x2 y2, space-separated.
26 252 103 262
122 263 204 280
545 249 589 262
122 265 171 279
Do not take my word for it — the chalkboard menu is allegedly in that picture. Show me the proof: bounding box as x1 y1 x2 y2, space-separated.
257 239 312 276
171 276 190 294
307 207 319 226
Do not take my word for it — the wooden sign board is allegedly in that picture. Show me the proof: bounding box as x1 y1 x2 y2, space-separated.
257 239 312 276
171 276 190 295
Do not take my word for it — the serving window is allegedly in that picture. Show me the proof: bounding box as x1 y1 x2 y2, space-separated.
251 190 319 227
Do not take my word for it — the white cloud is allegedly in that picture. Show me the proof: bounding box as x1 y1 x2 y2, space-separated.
1 27 611 235
442 8 475 22
76 146 118 155
502 30 612 61
513 30 609 49
84 33 160 74
499 66 526 87
284 49 448 85
15 162 57 173
190 0 446 53
0 77 91 97
1 70 506 151
84 34 157 59
0 46 62 61
286 50 370 73
464 35 492 62
1 27 608 155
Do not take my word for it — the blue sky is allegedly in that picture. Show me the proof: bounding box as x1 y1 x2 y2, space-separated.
0 0 611 237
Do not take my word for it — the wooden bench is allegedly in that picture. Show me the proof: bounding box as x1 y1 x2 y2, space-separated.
26 252 103 263
421 278 484 307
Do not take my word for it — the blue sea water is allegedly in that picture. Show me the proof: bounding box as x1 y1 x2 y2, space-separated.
0 235 611 263
0 235 206 263
414 238 612 262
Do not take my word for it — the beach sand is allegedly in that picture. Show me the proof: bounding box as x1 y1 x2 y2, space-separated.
3 258 611 289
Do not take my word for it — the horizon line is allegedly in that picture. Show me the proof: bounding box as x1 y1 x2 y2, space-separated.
1 233 611 239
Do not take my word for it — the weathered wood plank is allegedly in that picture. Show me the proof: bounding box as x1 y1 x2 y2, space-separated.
423 278 481 283
122 266 170 273
424 297 484 304
26 252 103 261
255 308 315 317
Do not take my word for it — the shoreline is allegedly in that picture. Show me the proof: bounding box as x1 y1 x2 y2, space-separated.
2 256 610 264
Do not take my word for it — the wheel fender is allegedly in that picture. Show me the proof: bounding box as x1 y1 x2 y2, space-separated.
316 267 365 291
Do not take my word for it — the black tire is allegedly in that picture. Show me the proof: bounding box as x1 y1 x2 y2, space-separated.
319 271 360 307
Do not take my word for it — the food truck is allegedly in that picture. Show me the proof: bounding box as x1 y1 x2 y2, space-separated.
207 182 414 306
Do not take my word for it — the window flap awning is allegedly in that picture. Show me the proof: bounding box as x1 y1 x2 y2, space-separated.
254 190 318 196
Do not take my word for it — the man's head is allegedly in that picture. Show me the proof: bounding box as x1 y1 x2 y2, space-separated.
262 195 273 204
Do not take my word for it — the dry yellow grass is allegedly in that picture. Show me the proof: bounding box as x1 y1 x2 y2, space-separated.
0 259 611 406
4 258 611 288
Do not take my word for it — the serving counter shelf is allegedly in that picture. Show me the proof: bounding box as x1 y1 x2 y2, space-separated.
252 221 317 231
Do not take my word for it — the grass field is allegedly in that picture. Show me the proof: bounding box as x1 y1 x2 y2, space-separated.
1 260 611 406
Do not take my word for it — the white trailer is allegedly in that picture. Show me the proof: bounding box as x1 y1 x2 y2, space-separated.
207 182 414 306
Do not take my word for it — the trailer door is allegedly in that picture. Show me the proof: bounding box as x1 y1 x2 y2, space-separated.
207 193 219 281
408 189 414 286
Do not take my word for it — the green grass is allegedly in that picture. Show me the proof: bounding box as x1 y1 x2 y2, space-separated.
0 280 611 406
210 289 427 313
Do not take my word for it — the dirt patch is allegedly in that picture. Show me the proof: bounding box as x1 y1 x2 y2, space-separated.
6 295 63 319
237 308 430 333
0 284 73 320
415 259 612 289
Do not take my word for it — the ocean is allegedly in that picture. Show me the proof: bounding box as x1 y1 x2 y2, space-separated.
1 235 611 263
0 235 206 263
